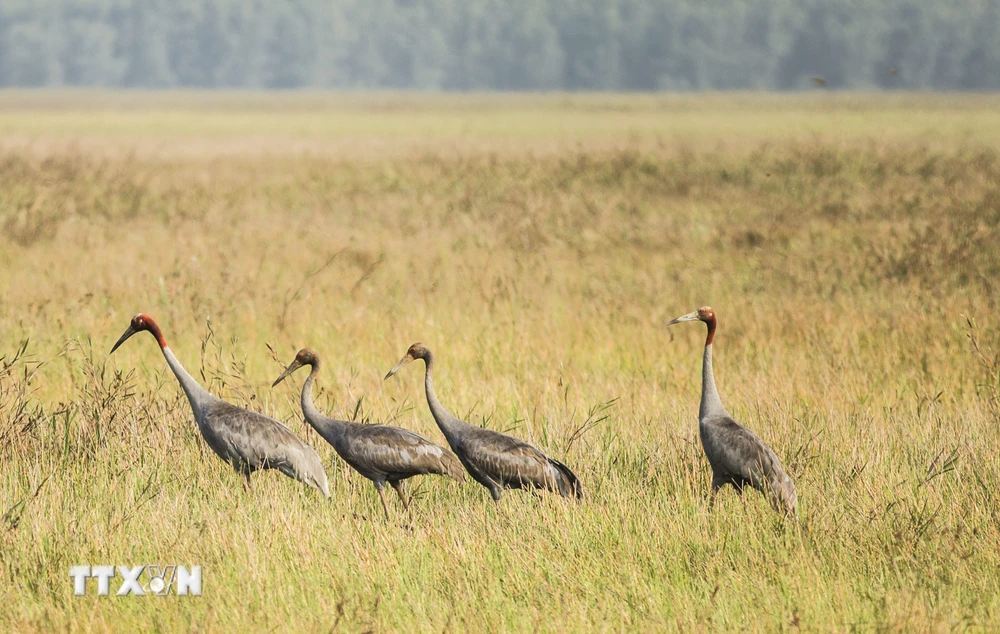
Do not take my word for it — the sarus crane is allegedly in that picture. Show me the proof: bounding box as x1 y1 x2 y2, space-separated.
667 306 797 517
110 313 329 497
273 348 464 522
384 342 582 507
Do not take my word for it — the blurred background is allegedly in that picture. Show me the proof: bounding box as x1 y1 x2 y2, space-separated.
0 0 998 91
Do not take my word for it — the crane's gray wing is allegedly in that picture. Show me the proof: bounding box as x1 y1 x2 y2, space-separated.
701 416 795 514
200 401 329 495
460 428 572 493
343 424 464 480
701 417 782 482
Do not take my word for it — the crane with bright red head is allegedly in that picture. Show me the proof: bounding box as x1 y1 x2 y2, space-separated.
110 313 329 497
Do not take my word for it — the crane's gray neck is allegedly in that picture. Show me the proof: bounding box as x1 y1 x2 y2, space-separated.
699 344 727 421
422 359 463 444
301 370 346 441
161 346 213 422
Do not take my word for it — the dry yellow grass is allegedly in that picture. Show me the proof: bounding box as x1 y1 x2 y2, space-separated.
1 92 999 632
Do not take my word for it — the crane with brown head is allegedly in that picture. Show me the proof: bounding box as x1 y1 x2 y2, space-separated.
384 342 582 506
274 346 463 523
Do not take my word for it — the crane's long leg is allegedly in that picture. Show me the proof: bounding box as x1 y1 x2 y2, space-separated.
390 480 410 509
737 487 747 511
243 472 251 493
376 487 391 523
390 481 414 524
709 474 726 512
729 480 751 511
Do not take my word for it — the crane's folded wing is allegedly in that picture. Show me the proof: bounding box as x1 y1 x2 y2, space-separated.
346 424 461 476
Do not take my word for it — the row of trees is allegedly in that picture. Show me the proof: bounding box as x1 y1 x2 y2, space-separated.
0 0 997 90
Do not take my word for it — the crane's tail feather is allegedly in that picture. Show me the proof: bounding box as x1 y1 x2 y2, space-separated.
442 451 467 482
768 471 796 518
300 450 330 498
314 474 331 499
548 457 583 499
275 459 330 498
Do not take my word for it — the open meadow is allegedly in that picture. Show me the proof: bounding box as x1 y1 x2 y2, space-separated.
1 92 1000 632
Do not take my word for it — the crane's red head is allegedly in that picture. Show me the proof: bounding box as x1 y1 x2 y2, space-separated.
109 313 167 354
272 348 321 387
667 305 717 345
384 342 431 380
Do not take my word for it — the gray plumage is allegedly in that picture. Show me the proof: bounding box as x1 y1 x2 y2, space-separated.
273 348 464 521
384 343 582 505
668 306 797 517
110 314 330 497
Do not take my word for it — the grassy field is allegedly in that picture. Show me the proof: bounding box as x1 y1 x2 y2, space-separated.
1 92 999 632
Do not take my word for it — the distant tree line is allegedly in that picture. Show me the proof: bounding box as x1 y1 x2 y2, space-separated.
0 0 997 90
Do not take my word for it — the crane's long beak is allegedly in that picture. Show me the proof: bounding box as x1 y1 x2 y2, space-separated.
272 360 303 387
383 354 413 381
667 310 700 326
109 326 138 355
